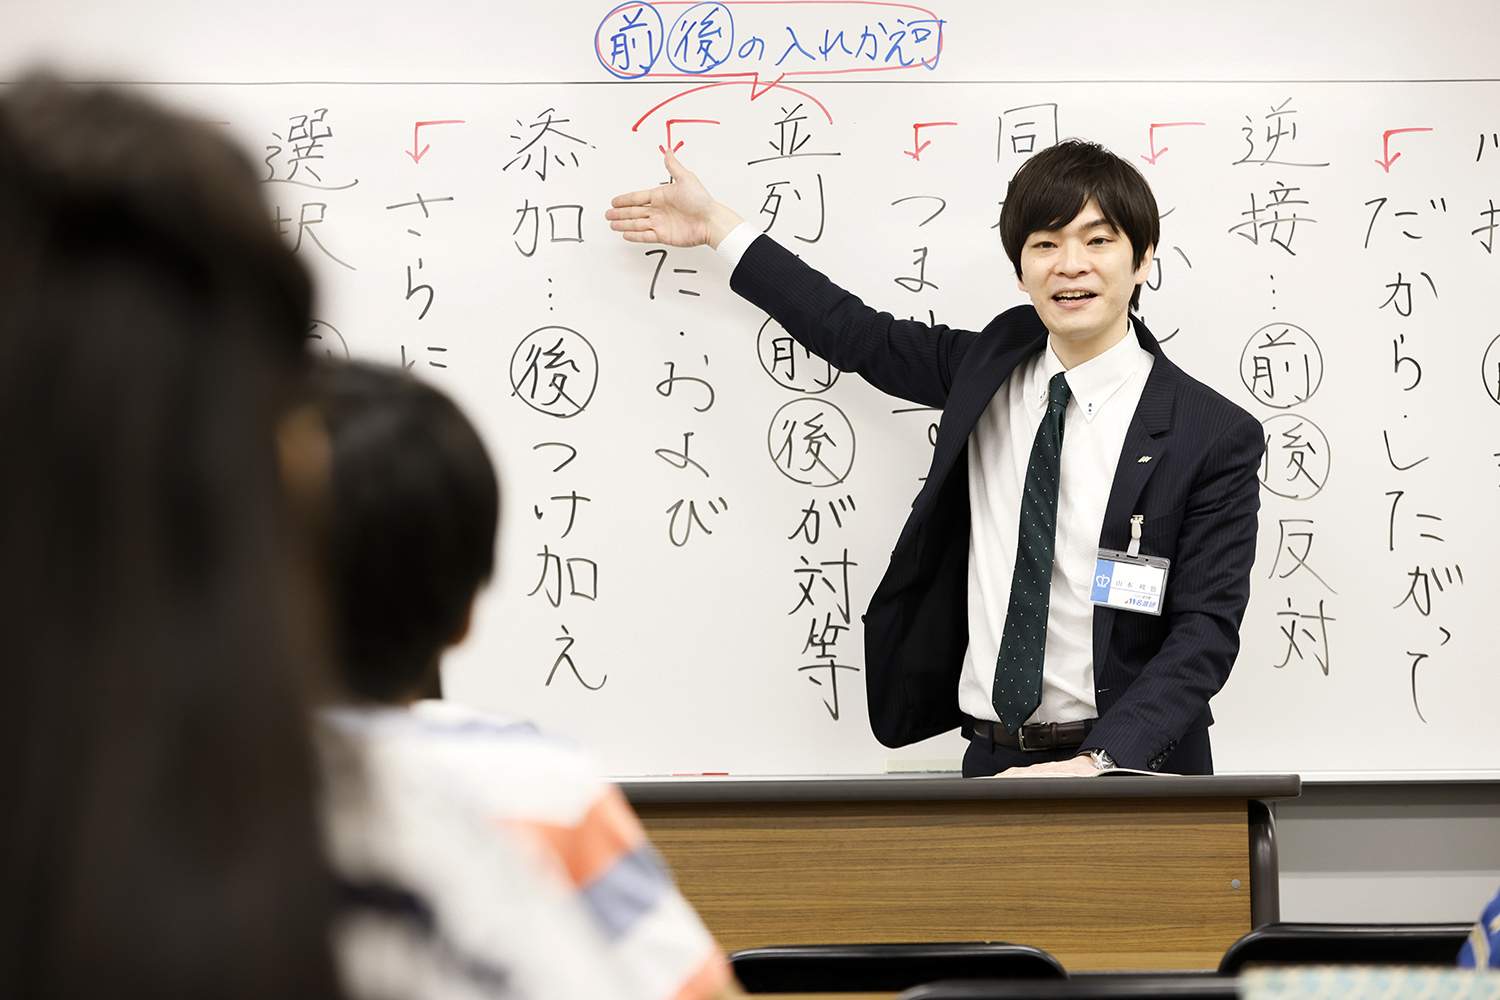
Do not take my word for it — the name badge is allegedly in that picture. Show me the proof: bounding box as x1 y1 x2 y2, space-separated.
1091 549 1170 616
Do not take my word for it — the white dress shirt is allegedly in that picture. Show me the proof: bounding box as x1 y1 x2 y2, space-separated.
715 220 760 267
958 332 1153 725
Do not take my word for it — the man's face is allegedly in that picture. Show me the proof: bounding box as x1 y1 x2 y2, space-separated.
1016 197 1154 365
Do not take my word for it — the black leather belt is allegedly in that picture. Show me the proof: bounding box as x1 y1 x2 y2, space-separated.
962 715 1096 751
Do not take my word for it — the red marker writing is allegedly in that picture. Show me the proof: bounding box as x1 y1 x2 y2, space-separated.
905 121 957 162
659 118 720 155
1140 121 1206 165
406 120 466 164
1376 128 1433 173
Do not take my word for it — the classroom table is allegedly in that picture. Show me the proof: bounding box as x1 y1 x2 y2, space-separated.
623 773 1301 972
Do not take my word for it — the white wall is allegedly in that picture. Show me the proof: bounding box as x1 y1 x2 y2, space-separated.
1277 782 1500 924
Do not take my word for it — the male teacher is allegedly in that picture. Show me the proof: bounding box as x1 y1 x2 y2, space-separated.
608 141 1263 777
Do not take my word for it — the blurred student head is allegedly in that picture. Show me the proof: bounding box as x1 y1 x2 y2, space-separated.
310 361 499 704
0 77 342 999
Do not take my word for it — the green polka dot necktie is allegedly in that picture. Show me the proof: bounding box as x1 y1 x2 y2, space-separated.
992 371 1071 732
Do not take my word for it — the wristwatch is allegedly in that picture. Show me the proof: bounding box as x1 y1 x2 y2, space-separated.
1083 748 1116 771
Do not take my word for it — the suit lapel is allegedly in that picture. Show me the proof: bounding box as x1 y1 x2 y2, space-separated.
922 309 1048 503
1094 319 1179 684
1099 320 1178 542
1100 370 1175 547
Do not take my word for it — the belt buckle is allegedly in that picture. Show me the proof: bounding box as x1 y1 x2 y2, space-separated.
1016 723 1042 752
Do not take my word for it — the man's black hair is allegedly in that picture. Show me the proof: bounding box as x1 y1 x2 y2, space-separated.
313 361 499 703
999 139 1160 311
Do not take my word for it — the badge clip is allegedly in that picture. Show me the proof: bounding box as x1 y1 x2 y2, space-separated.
1092 514 1170 616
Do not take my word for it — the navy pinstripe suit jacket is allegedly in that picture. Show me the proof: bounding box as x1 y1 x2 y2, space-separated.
732 235 1264 771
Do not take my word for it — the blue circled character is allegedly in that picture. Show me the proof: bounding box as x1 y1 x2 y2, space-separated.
666 2 734 74
596 2 664 79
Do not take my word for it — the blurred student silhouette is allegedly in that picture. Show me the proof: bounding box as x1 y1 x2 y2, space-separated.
0 79 342 999
311 360 741 1000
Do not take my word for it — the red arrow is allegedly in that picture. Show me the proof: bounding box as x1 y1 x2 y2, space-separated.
407 120 466 164
749 73 786 101
629 77 834 135
1140 121 1206 165
659 118 720 155
905 121 957 162
1376 128 1433 172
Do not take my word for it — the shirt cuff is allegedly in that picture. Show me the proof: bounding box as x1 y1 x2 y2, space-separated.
715 220 761 271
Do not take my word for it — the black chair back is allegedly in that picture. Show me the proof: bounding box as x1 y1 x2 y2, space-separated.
898 977 1238 1000
1217 922 1472 974
729 942 1066 993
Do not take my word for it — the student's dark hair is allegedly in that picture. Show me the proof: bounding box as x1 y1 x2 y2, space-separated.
999 139 1160 311
0 77 343 999
312 361 499 703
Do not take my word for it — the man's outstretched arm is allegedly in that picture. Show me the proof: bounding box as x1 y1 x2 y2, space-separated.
605 151 745 250
608 151 977 409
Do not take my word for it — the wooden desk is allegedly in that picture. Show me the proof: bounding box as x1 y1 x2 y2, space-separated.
624 774 1300 972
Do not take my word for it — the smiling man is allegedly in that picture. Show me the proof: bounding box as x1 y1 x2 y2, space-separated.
608 140 1263 777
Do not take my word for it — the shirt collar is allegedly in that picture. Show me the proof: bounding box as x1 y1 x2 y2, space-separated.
1031 328 1154 423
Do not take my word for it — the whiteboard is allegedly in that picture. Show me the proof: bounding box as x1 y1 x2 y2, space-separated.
7 0 1500 779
